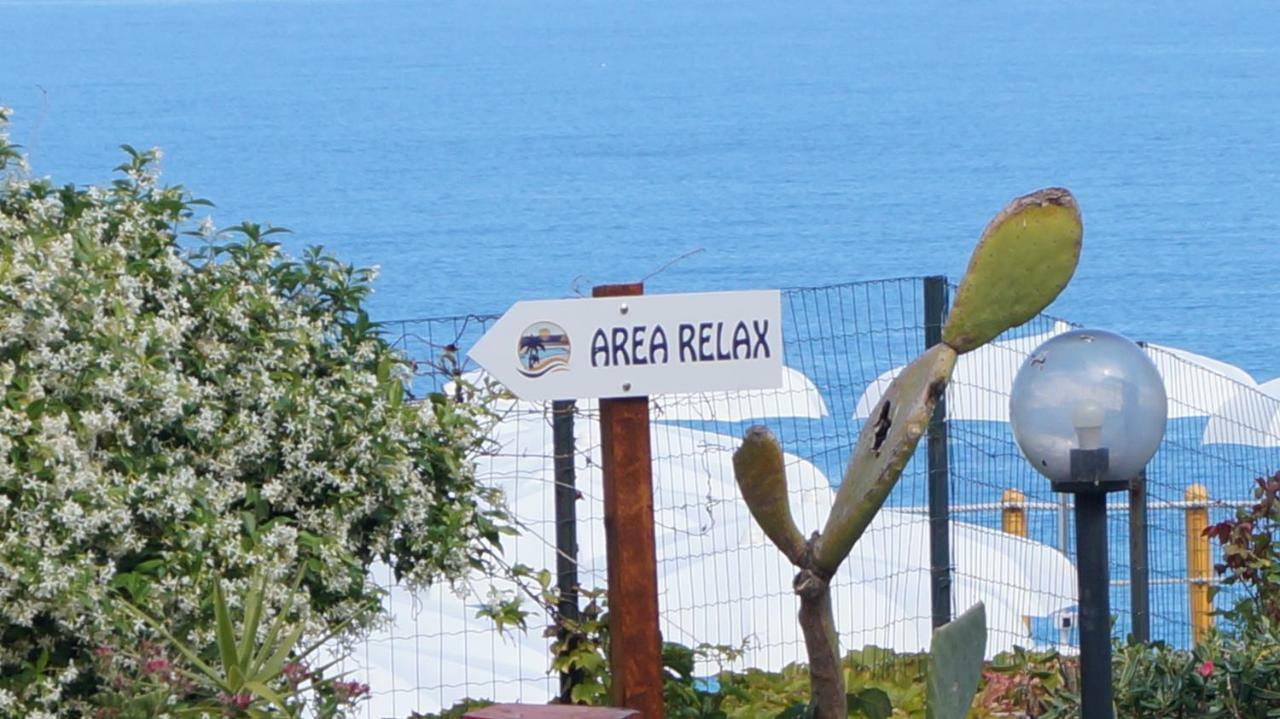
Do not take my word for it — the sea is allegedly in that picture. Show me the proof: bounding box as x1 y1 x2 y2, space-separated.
2 0 1278 381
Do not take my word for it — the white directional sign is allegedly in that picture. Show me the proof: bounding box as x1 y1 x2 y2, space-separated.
468 290 783 401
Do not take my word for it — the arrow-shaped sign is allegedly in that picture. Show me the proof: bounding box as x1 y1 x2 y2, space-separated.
468 289 784 401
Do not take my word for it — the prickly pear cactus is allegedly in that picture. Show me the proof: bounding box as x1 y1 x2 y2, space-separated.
814 342 957 574
927 602 987 719
732 188 1082 719
734 427 807 565
943 188 1082 353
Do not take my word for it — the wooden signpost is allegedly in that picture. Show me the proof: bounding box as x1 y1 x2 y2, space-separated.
594 282 664 719
470 283 784 718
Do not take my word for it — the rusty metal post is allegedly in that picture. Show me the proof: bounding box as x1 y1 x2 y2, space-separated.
1001 489 1029 633
1185 483 1214 644
594 282 665 719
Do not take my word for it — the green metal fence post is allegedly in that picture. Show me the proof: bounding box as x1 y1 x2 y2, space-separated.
924 275 952 628
552 399 581 700
1128 470 1150 643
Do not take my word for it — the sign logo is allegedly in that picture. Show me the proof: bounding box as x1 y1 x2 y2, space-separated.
517 321 571 378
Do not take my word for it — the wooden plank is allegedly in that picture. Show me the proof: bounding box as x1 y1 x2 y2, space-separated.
593 282 665 719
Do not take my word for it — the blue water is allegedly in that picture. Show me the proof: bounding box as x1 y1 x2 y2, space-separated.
2 0 1278 381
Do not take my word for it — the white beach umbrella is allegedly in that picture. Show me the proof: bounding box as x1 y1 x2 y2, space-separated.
319 548 558 717
345 417 802 716
853 322 1072 423
660 495 1076 674
344 409 802 717
343 577 557 717
651 366 828 421
1201 378 1280 447
854 322 1255 422
1143 344 1258 419
347 403 1076 715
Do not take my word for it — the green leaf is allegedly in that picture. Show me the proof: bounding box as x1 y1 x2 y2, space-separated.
662 642 696 681
238 573 267 675
847 688 892 719
244 678 292 715
116 601 226 688
258 623 306 681
570 682 605 703
132 558 166 575
926 602 986 719
213 577 243 687
251 568 306 673
774 703 816 719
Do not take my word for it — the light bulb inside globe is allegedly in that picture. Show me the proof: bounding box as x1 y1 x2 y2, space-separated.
1072 398 1105 451
1010 328 1168 486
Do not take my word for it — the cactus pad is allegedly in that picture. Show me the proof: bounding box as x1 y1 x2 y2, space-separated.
942 188 1082 353
733 426 808 565
813 342 958 574
927 602 987 719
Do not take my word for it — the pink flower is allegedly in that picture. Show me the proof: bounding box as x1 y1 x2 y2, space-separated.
217 692 254 711
281 661 309 687
143 658 172 676
1197 660 1214 678
332 679 371 703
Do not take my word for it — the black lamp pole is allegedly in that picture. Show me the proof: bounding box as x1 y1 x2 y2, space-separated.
1056 447 1125 719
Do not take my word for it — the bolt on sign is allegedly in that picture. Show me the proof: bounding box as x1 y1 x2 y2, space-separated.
469 290 784 400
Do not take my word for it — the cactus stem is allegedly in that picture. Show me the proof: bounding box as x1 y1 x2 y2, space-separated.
733 426 808 565
794 569 845 719
731 189 1078 719
814 343 958 574
942 187 1083 353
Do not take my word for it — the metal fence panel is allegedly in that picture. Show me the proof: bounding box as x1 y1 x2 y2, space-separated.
342 277 1279 717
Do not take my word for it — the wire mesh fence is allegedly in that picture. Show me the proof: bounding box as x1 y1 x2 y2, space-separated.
344 276 1280 717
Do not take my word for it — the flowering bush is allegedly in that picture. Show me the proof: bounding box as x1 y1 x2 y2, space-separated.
0 107 505 716
1204 470 1280 632
973 646 1069 717
89 639 370 719
91 567 370 718
976 634 1280 718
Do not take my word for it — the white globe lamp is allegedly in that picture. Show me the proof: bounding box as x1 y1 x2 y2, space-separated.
1008 328 1168 719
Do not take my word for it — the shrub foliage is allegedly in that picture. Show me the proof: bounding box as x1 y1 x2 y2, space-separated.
0 108 503 715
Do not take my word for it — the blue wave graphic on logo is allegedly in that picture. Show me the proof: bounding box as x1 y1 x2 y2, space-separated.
518 355 569 378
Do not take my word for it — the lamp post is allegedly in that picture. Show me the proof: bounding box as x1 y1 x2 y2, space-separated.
1009 329 1168 719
